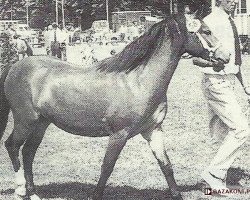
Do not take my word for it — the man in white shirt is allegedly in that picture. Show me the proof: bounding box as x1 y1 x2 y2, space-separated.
118 21 128 42
49 23 60 58
49 22 68 60
44 25 53 55
13 35 27 60
6 25 17 41
127 21 140 41
193 0 250 194
58 23 68 61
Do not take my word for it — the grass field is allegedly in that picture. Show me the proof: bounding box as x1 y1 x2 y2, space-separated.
0 54 250 200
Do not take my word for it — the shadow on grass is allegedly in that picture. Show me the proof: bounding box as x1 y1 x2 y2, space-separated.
2 168 249 200
1 182 202 200
226 167 250 187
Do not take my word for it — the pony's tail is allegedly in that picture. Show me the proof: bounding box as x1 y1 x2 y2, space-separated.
24 39 33 56
0 65 11 141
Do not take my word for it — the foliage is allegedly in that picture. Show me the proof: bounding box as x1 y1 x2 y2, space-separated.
0 0 211 29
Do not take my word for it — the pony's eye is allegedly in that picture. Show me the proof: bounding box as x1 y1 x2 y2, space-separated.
204 30 211 35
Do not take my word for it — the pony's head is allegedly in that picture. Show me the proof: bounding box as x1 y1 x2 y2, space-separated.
183 14 230 64
97 14 230 74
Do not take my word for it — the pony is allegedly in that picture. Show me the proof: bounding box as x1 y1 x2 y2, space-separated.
0 14 229 200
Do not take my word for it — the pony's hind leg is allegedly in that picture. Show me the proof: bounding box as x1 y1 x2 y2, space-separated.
141 128 183 200
91 129 129 200
5 122 35 197
0 102 10 142
22 120 49 200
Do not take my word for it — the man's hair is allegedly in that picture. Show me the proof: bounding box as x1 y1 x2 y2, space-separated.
52 23 57 28
58 23 63 29
216 0 222 6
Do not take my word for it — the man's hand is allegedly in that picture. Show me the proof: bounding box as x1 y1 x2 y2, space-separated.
211 59 225 72
193 57 225 72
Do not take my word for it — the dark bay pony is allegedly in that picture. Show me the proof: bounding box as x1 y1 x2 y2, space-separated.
0 14 229 200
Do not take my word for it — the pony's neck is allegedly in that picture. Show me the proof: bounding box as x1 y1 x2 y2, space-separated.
139 35 181 97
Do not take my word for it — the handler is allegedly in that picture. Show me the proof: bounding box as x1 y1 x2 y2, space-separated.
193 0 250 193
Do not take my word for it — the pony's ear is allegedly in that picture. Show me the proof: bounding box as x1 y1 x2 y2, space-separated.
173 13 187 34
185 10 198 19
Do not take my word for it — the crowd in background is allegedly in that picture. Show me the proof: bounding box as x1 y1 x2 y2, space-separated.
0 27 18 71
0 24 33 71
42 20 144 65
44 22 68 61
0 20 146 68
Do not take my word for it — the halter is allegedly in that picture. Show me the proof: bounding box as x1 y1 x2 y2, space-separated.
186 16 222 59
196 32 221 53
195 32 222 59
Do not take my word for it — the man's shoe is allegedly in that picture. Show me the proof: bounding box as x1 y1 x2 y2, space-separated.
201 171 235 197
201 170 226 189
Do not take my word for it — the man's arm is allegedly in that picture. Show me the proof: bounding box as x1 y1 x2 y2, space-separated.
193 57 212 68
193 57 225 72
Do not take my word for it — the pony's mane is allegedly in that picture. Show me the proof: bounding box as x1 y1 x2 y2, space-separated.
96 15 185 74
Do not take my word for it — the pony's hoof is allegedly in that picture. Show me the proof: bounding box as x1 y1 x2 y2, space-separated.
172 194 183 200
15 168 26 186
14 193 24 200
15 185 26 196
88 194 102 200
30 194 42 200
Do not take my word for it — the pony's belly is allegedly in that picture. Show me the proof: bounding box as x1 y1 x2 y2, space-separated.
42 104 142 136
51 114 110 137
53 120 110 137
36 79 147 135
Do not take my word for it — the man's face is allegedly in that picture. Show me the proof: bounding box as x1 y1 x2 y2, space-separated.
219 0 239 13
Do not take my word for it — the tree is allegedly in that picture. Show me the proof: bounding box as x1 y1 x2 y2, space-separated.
0 0 26 20
0 0 212 29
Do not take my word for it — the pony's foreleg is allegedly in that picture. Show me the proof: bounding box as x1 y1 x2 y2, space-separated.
22 53 25 60
92 130 129 200
141 128 183 200
22 121 49 200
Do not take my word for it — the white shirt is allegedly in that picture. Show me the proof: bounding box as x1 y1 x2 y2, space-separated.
200 7 239 75
58 28 69 43
44 30 52 48
128 26 140 38
15 38 27 53
46 29 56 43
7 28 16 39
119 25 127 34
48 28 68 43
